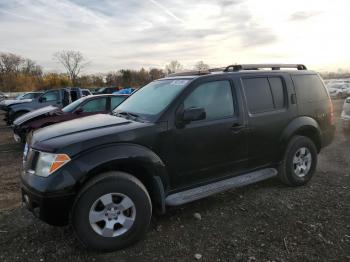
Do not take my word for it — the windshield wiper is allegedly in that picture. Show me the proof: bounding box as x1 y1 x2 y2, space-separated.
113 111 142 121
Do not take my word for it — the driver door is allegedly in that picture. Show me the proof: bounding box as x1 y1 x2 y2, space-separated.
162 78 248 189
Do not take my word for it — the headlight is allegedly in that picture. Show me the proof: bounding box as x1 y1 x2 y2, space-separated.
35 152 71 177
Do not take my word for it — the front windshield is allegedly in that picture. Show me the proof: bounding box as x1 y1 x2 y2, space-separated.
114 79 189 120
62 97 85 112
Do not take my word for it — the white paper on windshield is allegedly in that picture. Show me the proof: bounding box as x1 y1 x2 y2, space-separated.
170 80 189 86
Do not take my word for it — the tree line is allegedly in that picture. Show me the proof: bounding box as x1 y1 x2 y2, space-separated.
3 50 343 93
0 50 211 92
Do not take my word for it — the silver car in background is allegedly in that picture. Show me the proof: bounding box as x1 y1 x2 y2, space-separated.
341 97 350 133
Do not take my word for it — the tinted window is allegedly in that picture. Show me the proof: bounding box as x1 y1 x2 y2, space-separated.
42 91 59 102
269 77 285 109
184 80 234 121
292 74 327 102
243 78 274 113
111 96 126 109
81 98 107 112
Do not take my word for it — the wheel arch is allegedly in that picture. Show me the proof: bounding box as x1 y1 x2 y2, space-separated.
280 116 322 154
74 144 169 214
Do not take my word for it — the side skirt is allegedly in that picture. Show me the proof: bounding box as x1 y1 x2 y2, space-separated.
165 168 277 206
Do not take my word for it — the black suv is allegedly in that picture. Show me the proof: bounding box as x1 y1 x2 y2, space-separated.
21 64 335 251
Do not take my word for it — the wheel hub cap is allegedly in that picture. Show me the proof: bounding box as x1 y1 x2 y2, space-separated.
293 147 312 178
89 193 136 237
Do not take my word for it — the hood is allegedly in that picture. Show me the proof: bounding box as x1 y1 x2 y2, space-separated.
0 99 32 106
31 114 155 154
13 105 59 126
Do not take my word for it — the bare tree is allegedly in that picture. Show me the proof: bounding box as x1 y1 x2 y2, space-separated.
53 50 88 86
194 61 210 71
0 53 24 74
165 60 183 74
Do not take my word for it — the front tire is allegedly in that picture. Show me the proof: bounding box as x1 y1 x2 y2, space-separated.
278 136 318 186
71 171 152 251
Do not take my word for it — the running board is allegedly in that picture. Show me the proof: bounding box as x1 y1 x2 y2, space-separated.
165 168 278 206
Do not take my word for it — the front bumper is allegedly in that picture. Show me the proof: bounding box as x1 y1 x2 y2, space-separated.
21 184 75 226
21 168 77 226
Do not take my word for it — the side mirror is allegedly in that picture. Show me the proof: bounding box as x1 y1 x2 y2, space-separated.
75 107 83 114
183 107 206 123
39 97 46 103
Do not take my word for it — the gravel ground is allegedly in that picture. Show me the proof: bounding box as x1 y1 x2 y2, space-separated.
0 100 349 262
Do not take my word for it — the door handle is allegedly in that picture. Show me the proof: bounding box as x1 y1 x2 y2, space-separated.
231 124 245 134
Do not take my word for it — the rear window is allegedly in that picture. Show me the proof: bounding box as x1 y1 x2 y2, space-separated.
242 76 286 114
292 74 327 102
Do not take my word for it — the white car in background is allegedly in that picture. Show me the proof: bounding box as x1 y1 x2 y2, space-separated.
341 97 350 133
327 83 350 99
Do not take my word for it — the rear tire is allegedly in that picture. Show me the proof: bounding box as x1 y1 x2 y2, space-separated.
71 171 152 251
278 136 317 186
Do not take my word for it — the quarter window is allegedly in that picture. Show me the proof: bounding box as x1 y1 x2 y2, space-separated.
184 80 234 121
292 74 327 102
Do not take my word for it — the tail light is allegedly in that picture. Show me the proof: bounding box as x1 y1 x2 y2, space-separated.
329 98 335 125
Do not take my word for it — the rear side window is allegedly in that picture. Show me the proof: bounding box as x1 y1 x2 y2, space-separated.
242 77 285 114
269 77 285 110
292 74 327 102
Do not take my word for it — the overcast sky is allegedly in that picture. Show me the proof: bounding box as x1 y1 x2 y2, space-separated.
0 0 349 73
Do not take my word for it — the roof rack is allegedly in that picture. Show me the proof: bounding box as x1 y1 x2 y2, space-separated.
223 64 307 72
167 70 210 77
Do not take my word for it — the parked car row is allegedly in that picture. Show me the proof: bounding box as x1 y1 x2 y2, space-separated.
17 64 335 251
12 94 128 143
341 97 350 132
326 80 350 99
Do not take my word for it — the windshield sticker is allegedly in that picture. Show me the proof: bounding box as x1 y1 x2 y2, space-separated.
170 80 189 86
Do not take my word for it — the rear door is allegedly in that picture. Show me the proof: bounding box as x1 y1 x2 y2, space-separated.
240 74 297 165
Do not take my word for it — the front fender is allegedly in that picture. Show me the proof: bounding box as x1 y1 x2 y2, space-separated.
72 143 169 191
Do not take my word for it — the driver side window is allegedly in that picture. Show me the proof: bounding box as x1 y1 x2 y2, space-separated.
81 98 107 112
42 91 59 102
184 80 235 121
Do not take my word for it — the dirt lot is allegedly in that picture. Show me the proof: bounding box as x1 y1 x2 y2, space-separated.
0 100 349 262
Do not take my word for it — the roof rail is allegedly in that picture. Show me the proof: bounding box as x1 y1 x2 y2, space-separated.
223 64 307 72
167 70 211 77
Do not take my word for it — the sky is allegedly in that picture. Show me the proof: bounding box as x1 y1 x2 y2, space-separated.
0 0 349 73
